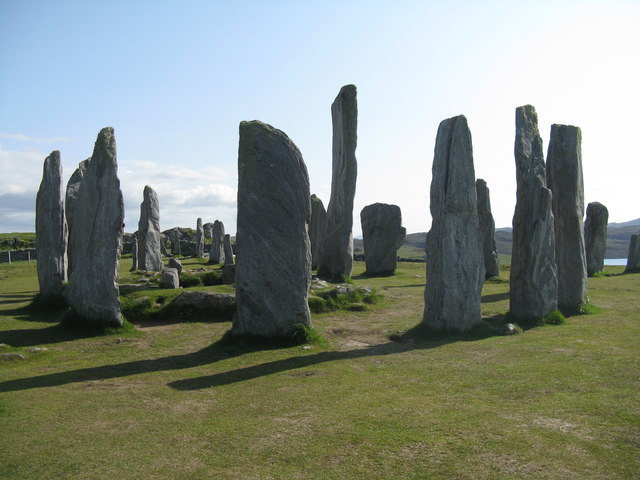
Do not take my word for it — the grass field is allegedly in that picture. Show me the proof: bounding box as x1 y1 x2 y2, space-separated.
0 258 638 479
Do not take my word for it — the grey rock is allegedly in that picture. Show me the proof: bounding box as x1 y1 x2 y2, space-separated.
131 232 138 271
476 179 500 278
547 124 587 311
309 194 327 270
195 218 204 258
503 323 518 335
169 227 182 255
203 222 214 240
584 202 609 276
510 105 558 320
0 353 25 361
360 203 406 275
36 151 68 296
626 231 640 273
172 291 235 313
65 158 89 277
223 233 234 266
26 347 48 353
65 127 124 327
168 257 183 274
209 220 225 264
233 120 312 338
318 85 358 281
161 268 180 289
160 236 169 257
137 185 163 271
422 115 484 332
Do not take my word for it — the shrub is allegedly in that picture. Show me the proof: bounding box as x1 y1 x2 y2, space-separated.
180 273 202 287
202 271 223 286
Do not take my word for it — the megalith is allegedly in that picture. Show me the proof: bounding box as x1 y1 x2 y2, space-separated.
209 220 225 264
510 105 558 320
310 194 327 270
422 115 484 332
35 151 68 297
137 185 162 271
131 232 138 271
626 232 640 273
475 179 500 278
317 84 358 281
233 120 312 338
360 203 406 275
66 127 124 327
222 233 235 284
65 158 89 277
195 218 204 258
584 202 608 276
170 227 182 255
547 124 587 311
223 234 234 266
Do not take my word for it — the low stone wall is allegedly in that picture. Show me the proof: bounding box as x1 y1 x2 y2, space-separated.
0 249 37 264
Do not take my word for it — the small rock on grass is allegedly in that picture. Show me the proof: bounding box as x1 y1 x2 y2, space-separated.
1 352 26 360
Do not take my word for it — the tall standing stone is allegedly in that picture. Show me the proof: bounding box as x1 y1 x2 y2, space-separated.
318 84 358 281
35 151 68 296
360 203 406 275
137 185 162 271
223 234 234 266
195 218 204 258
209 220 225 264
65 158 89 277
475 179 500 278
222 233 235 284
66 127 124 327
131 232 138 271
625 231 640 273
233 120 311 338
170 227 182 255
510 105 558 320
547 124 587 311
310 194 327 270
584 202 608 276
422 115 484 332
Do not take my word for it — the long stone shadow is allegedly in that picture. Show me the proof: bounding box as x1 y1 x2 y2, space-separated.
481 292 510 303
0 323 87 347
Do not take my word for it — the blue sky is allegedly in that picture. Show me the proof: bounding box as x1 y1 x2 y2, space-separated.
1 0 639 235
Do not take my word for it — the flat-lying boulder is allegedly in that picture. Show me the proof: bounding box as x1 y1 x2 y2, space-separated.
171 291 236 313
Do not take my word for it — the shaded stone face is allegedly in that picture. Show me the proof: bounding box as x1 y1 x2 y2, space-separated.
625 232 640 273
475 179 500 278
161 268 179 289
137 185 162 271
422 115 484 332
309 194 327 270
209 220 225 264
223 233 234 266
547 124 587 311
318 84 357 281
168 257 183 274
36 150 68 296
169 227 182 255
65 158 89 277
360 203 406 275
233 120 311 338
195 218 204 258
131 232 138 270
65 127 124 327
509 105 558 321
584 202 609 276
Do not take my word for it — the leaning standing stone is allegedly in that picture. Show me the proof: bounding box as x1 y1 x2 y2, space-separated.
233 120 312 338
65 158 89 277
36 151 68 297
584 202 609 276
475 179 500 278
309 194 327 270
209 220 225 264
360 203 406 275
547 124 587 311
195 218 204 258
626 231 640 273
318 85 358 281
423 115 484 332
137 185 163 271
66 127 124 327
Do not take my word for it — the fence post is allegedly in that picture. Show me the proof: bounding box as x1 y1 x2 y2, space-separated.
7 250 11 265
28 250 31 263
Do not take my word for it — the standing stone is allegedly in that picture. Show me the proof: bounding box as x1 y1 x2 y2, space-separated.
360 203 406 275
209 220 225 264
137 185 163 271
160 235 169 256
475 179 500 278
233 120 311 338
625 231 640 273
35 151 68 297
510 105 558 320
422 115 484 332
195 218 204 258
161 268 180 289
309 194 327 270
65 158 89 277
223 234 234 266
318 84 358 281
547 124 587 311
168 257 183 274
170 228 182 255
584 202 609 276
131 232 139 271
203 222 214 240
222 234 235 284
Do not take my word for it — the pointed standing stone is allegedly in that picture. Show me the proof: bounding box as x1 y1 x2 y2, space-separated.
547 124 587 311
65 158 89 277
475 179 500 278
209 220 225 264
195 218 204 258
233 120 312 338
137 185 162 271
36 151 68 296
510 105 558 320
318 85 358 281
423 115 484 332
66 127 124 327
310 194 327 270
584 202 609 276
625 231 640 273
360 203 406 275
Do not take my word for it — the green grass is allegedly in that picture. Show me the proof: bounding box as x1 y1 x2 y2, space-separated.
0 232 36 251
0 258 638 479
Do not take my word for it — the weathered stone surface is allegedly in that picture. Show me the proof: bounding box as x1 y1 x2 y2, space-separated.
547 124 587 311
36 151 68 297
510 105 558 320
475 179 500 278
65 127 124 327
310 194 327 270
223 264 236 285
360 203 406 275
209 220 225 264
137 185 162 271
168 227 182 255
161 268 179 289
422 115 484 332
160 236 169 256
172 291 235 314
233 120 312 338
584 202 609 276
318 85 358 281
203 222 214 240
65 158 89 277
626 231 640 273
131 232 138 270
223 234 234 266
195 218 204 258
168 257 183 274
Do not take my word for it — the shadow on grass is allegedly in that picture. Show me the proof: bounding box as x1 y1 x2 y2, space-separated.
382 284 426 289
481 292 510 303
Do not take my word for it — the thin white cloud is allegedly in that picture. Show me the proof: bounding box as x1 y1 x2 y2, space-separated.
0 132 72 143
